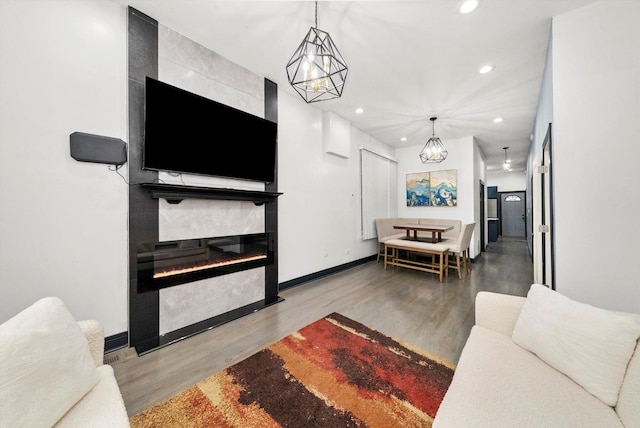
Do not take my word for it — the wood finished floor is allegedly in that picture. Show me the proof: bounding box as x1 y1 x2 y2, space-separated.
110 236 533 417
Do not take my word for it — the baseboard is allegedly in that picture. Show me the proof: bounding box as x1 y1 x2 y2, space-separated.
279 255 376 291
105 331 128 353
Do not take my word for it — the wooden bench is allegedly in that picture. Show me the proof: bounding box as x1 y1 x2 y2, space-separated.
383 238 449 282
374 218 462 262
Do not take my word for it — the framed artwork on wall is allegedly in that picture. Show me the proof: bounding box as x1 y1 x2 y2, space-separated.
406 169 457 207
406 172 430 206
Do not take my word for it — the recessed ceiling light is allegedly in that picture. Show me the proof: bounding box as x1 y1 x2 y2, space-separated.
355 107 364 114
493 117 503 123
400 137 407 142
460 0 479 14
479 65 493 74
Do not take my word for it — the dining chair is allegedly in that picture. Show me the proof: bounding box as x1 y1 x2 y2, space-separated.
375 218 388 262
445 222 476 279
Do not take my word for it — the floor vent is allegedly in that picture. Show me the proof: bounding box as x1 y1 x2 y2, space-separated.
104 354 120 365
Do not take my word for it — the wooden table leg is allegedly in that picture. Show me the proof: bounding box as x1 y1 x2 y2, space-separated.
384 244 389 270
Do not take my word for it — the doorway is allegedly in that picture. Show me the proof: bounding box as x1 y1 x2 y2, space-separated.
532 123 555 289
500 191 526 237
541 124 555 289
479 181 486 251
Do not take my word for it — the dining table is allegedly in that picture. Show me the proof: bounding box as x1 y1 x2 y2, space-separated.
393 223 454 243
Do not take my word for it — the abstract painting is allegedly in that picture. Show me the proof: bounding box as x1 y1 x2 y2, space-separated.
406 172 430 206
429 169 457 206
406 169 457 207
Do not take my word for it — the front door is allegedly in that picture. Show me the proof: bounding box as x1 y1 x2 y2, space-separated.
500 192 526 237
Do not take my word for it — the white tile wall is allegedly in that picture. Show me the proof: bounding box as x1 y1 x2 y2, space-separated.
157 24 267 334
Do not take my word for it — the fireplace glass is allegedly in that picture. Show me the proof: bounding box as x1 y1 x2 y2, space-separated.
137 233 272 292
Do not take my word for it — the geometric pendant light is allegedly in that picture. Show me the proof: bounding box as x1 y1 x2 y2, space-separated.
419 117 448 163
286 1 348 103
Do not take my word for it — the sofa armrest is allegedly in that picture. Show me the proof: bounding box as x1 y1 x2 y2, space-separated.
475 291 526 336
77 320 105 367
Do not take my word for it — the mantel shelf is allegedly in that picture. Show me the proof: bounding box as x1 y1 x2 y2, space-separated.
140 183 282 205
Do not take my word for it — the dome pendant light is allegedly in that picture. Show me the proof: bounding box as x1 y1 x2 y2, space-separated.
419 117 448 163
286 1 348 103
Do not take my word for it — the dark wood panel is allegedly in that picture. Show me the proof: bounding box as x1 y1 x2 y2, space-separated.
264 78 279 305
128 7 159 347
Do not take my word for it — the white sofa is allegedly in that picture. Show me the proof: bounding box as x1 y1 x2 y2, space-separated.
434 285 640 427
0 297 130 427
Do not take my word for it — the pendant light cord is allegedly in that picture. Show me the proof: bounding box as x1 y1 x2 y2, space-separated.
315 1 318 28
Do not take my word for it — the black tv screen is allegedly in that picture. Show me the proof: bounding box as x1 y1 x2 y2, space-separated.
143 77 277 183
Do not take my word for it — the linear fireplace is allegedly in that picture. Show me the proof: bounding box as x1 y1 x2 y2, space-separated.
137 233 273 292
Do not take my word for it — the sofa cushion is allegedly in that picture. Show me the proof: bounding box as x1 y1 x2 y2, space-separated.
616 343 640 427
55 365 130 428
379 232 406 242
434 326 623 428
0 297 99 427
512 284 640 406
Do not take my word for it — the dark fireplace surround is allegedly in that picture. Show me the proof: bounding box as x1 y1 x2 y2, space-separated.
128 7 281 355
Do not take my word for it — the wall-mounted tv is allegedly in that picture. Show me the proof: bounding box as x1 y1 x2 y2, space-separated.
143 77 277 183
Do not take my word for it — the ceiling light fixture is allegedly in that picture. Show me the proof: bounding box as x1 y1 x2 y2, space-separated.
494 117 503 123
355 107 364 114
479 65 493 74
460 0 479 14
503 146 512 171
286 1 348 103
420 117 448 164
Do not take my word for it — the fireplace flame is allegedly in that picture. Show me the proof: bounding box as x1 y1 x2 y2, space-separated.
153 254 267 279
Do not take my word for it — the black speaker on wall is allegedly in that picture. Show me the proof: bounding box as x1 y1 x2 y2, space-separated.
70 132 127 165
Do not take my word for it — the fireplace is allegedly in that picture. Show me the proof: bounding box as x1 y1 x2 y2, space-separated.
137 233 273 292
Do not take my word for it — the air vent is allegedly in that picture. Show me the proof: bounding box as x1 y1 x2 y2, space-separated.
103 354 120 365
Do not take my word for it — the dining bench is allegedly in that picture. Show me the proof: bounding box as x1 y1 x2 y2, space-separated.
374 218 461 262
383 238 450 282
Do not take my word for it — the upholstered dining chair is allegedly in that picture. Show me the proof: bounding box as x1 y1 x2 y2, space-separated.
445 222 476 279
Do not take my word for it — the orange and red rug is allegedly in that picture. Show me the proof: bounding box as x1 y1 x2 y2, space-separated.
130 313 455 427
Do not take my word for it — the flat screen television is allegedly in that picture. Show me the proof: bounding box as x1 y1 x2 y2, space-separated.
143 77 277 183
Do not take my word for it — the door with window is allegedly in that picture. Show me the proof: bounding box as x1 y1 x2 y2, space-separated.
500 192 526 237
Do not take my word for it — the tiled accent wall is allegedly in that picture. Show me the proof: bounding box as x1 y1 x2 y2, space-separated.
128 7 279 352
156 25 269 335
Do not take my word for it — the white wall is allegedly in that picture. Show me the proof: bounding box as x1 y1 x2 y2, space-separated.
0 0 128 334
395 136 482 257
486 171 526 192
527 29 554 263
277 93 383 282
552 1 640 312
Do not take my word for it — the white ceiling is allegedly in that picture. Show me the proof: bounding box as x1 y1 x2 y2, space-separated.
115 0 599 173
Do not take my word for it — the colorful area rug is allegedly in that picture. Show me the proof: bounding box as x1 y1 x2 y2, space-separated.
130 313 455 427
